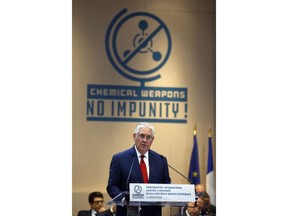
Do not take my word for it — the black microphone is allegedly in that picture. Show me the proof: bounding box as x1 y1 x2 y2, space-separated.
160 155 193 184
160 155 199 201
126 154 135 201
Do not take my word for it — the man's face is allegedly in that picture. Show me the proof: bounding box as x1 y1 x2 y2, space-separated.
187 202 200 216
133 127 154 154
196 197 210 211
90 197 104 212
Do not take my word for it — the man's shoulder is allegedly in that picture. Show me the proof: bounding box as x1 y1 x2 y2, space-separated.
210 204 216 213
98 209 113 216
77 210 90 216
114 146 134 157
149 149 163 159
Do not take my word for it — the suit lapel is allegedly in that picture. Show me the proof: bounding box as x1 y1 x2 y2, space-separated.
148 151 156 182
134 155 144 182
128 146 144 183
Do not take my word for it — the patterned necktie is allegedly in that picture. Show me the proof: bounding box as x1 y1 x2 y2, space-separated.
140 155 148 183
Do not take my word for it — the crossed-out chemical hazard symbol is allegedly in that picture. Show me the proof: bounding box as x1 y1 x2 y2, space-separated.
106 8 172 86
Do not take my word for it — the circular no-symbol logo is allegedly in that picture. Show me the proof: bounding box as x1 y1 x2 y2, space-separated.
134 185 142 194
105 8 172 86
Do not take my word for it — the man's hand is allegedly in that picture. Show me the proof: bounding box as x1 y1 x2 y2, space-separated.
99 207 106 212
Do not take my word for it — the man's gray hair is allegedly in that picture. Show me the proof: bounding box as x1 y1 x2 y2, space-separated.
134 122 155 135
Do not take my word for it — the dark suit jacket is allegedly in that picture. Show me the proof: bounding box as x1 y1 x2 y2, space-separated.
77 209 114 216
199 205 216 216
174 213 186 216
106 145 171 216
77 210 92 216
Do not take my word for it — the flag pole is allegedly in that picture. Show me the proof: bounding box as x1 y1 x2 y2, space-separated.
188 124 201 185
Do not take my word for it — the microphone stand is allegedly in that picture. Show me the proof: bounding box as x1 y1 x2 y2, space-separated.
167 164 199 199
167 164 193 184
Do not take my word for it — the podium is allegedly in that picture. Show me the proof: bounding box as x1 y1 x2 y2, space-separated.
107 183 196 216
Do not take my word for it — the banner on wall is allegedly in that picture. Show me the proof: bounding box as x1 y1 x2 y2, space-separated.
86 8 188 123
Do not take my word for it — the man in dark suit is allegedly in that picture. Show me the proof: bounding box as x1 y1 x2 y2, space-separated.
77 191 115 216
106 122 171 216
196 192 216 216
174 202 200 216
